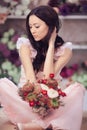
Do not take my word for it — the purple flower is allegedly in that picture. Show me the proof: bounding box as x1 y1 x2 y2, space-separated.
66 68 74 77
60 71 68 78
68 4 80 14
60 66 76 78
0 43 7 52
0 43 10 58
15 59 21 67
59 4 71 15
72 64 79 71
8 50 21 66
48 0 61 8
11 35 19 43
2 49 10 58
80 1 87 5
60 67 68 78
80 4 87 13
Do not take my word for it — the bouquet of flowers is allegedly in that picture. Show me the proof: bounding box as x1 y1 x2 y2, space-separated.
19 73 66 118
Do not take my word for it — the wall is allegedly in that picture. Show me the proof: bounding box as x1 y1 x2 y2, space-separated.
58 18 87 65
59 19 87 43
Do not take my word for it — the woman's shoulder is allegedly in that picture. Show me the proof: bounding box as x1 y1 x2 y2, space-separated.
16 37 37 58
54 42 72 60
16 37 30 50
62 42 72 50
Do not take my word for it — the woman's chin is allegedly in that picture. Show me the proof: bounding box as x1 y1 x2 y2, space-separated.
34 38 41 42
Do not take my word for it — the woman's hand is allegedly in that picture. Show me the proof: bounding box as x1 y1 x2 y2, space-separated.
49 27 57 46
43 28 57 78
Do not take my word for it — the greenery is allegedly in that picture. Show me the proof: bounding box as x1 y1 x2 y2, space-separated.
0 28 21 84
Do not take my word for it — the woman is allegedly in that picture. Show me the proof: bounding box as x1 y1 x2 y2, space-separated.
0 5 85 130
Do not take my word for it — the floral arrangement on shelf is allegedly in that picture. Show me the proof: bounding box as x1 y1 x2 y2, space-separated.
19 73 66 118
48 0 87 16
72 62 87 88
60 63 87 89
0 0 31 16
0 28 25 84
0 0 87 17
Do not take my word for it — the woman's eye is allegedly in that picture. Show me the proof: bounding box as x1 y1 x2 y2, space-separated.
35 26 40 28
29 26 32 29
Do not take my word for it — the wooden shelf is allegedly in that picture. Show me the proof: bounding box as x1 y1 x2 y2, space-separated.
7 15 87 19
72 45 87 50
7 15 26 19
59 15 87 19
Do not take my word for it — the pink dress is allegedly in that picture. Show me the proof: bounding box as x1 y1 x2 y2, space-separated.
0 37 85 130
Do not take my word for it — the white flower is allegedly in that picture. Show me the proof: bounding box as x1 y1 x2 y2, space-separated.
15 9 23 16
3 32 10 38
1 60 13 71
24 9 31 16
4 0 10 3
40 84 59 98
7 41 16 50
47 88 59 99
67 0 79 4
40 84 49 91
1 37 9 44
21 0 30 5
8 29 15 36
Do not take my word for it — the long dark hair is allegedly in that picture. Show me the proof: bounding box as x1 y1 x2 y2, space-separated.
26 5 64 72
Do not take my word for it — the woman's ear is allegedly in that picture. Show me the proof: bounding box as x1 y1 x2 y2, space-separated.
53 7 59 14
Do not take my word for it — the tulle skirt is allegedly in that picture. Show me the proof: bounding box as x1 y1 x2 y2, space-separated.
0 78 85 130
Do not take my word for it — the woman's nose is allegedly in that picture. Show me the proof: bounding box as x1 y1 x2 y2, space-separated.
31 28 36 34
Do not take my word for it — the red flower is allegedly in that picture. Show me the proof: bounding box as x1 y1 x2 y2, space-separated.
49 73 54 79
41 90 47 95
23 92 28 97
61 92 66 97
58 89 63 95
29 100 35 107
42 79 47 84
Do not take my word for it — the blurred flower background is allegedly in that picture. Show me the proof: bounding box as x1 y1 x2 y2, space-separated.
48 0 87 16
0 0 87 17
60 63 87 88
0 0 87 88
0 28 24 84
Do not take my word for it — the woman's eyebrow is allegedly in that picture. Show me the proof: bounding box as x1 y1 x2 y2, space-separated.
29 23 40 26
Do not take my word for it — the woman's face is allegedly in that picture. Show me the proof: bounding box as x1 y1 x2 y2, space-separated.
29 15 49 41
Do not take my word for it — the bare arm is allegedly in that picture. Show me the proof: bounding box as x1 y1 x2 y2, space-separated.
54 48 72 74
43 43 54 78
43 29 72 78
43 29 56 78
43 46 72 78
19 44 36 83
